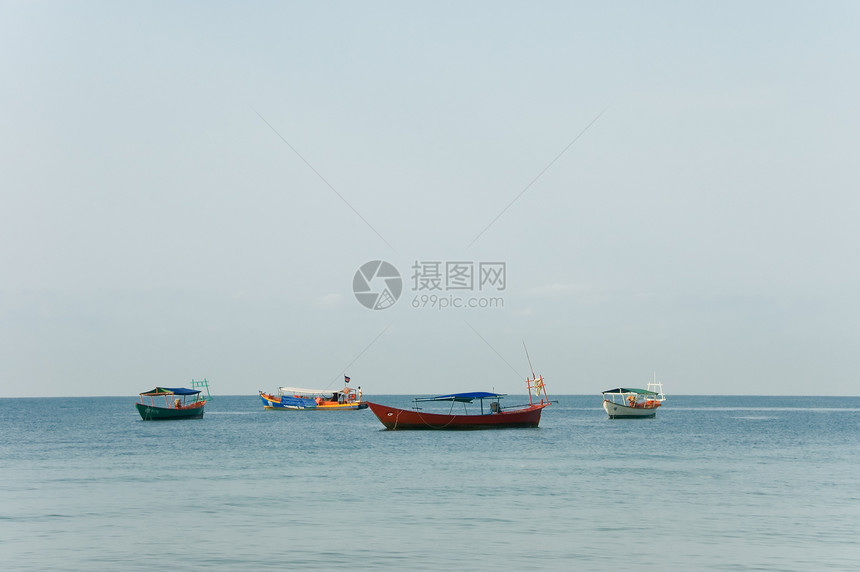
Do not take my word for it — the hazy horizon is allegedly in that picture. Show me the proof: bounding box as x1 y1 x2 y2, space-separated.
3 392 857 399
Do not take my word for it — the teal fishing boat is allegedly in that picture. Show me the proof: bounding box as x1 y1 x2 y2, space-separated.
135 387 206 420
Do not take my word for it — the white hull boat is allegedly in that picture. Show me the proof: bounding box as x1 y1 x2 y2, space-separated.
602 375 666 419
602 400 659 418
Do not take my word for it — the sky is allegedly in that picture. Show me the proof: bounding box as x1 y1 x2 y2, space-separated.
1 1 858 397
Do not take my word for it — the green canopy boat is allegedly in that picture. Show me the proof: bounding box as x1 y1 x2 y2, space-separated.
601 374 666 419
135 387 206 420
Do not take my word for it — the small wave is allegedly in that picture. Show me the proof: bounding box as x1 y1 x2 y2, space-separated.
669 407 860 412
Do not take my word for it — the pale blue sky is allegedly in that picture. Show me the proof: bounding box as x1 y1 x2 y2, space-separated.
2 1 858 397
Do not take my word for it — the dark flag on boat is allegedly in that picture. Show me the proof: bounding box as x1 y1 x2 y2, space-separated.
344 375 350 383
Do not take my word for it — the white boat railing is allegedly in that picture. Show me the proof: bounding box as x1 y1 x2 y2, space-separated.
646 372 666 402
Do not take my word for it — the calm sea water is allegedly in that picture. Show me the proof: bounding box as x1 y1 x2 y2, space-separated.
1 395 858 571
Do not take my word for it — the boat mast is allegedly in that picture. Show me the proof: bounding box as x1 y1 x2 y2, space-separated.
523 340 535 379
523 340 537 406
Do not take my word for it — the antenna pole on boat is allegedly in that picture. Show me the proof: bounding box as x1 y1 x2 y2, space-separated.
523 340 535 379
523 340 538 405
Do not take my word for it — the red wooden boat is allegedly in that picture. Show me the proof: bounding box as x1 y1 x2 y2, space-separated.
366 375 551 430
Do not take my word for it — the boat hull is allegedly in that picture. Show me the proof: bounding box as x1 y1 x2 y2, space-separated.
366 401 548 430
135 401 205 420
603 400 658 419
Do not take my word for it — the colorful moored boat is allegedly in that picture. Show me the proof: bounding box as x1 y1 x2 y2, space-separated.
260 384 367 410
135 387 206 420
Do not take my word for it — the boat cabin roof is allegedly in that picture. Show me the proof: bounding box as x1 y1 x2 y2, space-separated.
602 387 658 396
416 391 505 403
139 387 201 396
278 386 353 396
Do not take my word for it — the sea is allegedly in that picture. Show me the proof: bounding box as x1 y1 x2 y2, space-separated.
1 394 858 571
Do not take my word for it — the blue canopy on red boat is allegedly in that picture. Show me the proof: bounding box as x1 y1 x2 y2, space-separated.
417 391 505 403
